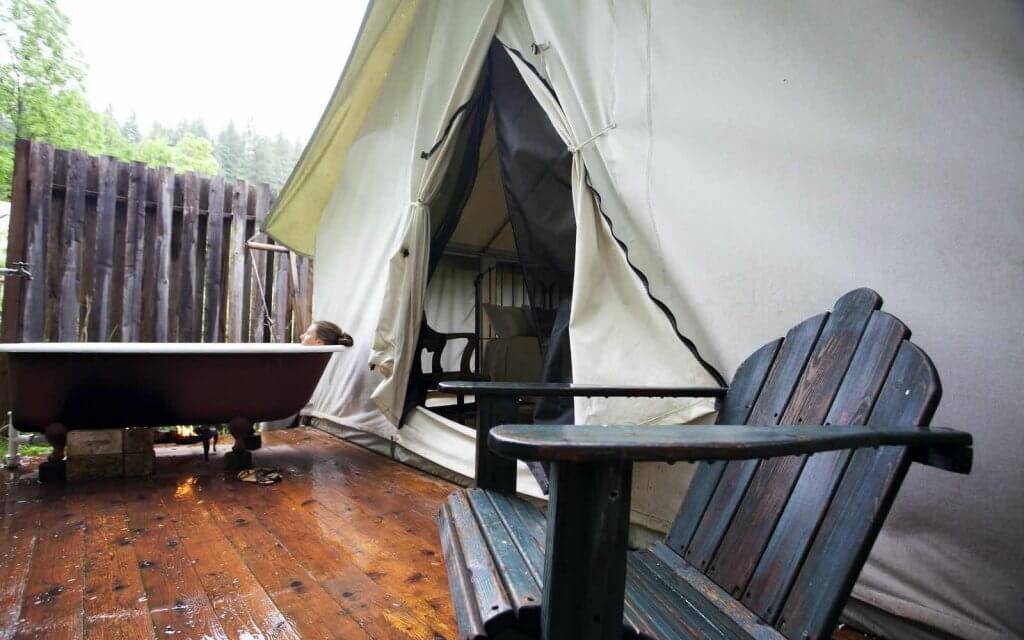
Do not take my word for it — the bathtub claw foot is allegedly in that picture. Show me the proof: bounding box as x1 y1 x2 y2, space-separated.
44 422 68 463
39 460 66 484
224 449 252 473
228 417 254 452
243 434 262 450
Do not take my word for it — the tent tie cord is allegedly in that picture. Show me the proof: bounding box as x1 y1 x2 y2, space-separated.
567 122 617 154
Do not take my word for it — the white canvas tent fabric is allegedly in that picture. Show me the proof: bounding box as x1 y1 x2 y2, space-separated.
269 2 1023 638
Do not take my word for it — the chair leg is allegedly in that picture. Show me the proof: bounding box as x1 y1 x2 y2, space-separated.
541 461 633 640
476 395 518 493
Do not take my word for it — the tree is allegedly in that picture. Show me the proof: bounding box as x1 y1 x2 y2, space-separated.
215 120 244 180
133 136 173 167
0 0 86 197
247 134 275 184
171 133 218 175
271 132 297 186
0 0 85 139
121 110 140 143
170 118 208 145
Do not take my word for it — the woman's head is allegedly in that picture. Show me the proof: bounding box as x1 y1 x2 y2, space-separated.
300 320 354 347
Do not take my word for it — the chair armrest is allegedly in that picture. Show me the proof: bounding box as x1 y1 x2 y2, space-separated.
489 424 972 472
439 380 727 399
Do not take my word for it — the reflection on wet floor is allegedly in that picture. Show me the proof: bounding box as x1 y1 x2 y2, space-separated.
0 427 872 640
0 427 459 640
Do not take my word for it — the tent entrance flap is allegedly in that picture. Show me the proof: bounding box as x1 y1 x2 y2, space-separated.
409 41 577 442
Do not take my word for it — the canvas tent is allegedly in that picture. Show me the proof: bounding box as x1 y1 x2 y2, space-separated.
265 2 1023 639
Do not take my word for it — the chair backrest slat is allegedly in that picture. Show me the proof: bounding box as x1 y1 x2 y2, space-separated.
665 338 781 554
742 310 910 622
683 313 827 570
663 289 942 640
777 341 940 639
705 289 881 596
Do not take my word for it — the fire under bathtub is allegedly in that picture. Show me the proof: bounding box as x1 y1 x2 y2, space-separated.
1 343 345 481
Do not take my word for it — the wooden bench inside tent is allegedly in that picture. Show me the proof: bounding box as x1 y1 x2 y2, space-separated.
436 288 973 640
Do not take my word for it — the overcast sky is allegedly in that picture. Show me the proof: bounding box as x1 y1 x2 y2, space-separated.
62 0 368 142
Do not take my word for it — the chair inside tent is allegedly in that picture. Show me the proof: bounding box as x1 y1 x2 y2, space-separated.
409 43 577 437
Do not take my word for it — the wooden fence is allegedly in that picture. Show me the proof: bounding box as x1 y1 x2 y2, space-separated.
0 139 312 344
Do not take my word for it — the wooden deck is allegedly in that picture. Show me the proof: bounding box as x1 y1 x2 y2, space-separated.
0 427 459 640
0 426 873 640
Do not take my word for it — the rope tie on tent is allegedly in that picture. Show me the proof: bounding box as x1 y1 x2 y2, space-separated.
568 122 617 154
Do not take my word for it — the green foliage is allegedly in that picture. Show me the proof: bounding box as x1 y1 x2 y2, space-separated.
133 136 173 167
0 0 304 203
171 133 219 175
0 435 52 457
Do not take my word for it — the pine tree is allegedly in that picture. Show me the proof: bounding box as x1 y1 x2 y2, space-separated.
271 132 294 186
121 110 140 143
215 120 243 180
247 134 275 184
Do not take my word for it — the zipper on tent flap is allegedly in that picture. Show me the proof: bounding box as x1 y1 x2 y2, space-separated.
419 89 485 161
499 40 728 388
585 172 727 388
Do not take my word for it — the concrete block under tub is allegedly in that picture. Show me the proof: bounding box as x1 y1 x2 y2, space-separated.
67 429 123 456
67 453 124 481
123 427 154 454
124 451 156 477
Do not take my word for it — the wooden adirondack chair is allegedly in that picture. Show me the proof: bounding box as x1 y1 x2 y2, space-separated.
436 288 972 640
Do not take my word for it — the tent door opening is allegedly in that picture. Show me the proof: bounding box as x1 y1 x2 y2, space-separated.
408 41 576 431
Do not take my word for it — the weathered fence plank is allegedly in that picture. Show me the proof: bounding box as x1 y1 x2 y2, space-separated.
45 149 68 342
289 252 311 333
249 184 272 343
109 161 129 340
120 161 146 341
271 244 290 343
88 156 118 341
57 150 88 341
202 177 226 342
227 180 248 342
178 172 200 341
1 140 32 342
153 167 174 341
21 143 54 342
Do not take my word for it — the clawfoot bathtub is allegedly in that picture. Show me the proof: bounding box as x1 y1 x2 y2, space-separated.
1 343 345 481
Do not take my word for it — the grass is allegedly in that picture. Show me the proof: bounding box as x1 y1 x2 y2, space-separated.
0 436 53 457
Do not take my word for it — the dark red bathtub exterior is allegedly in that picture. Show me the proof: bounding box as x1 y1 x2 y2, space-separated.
1 344 343 432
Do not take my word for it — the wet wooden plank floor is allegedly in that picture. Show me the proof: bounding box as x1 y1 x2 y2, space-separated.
0 427 459 640
0 426 873 640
